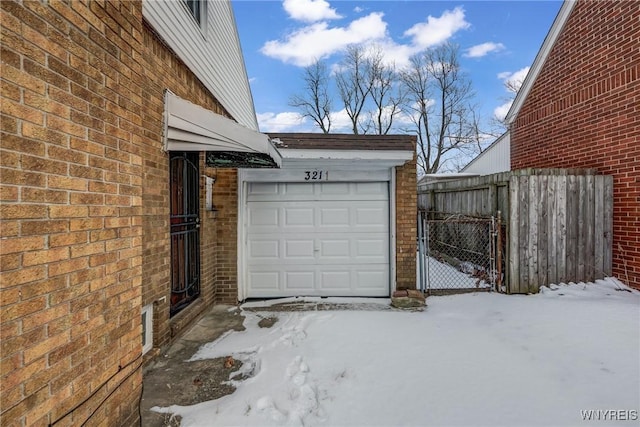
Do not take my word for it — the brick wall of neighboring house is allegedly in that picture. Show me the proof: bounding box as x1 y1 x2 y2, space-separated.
0 1 233 425
395 152 418 290
511 0 640 289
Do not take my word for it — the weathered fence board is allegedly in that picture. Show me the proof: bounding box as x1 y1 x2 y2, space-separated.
594 177 605 277
509 177 519 291
547 177 557 285
538 176 549 287
419 169 613 294
507 173 613 293
565 175 578 282
556 176 567 283
603 177 614 274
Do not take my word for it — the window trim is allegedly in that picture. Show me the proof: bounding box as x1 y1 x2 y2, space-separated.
142 304 153 355
181 0 207 35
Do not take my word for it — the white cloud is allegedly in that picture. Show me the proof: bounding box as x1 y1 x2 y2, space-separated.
329 109 355 132
493 100 513 121
498 66 530 92
493 67 530 120
465 42 505 58
283 0 341 23
404 7 470 49
353 6 364 13
261 12 387 66
367 40 417 69
257 111 307 132
262 7 471 69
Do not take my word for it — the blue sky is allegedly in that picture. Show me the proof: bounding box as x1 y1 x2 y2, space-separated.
232 0 563 135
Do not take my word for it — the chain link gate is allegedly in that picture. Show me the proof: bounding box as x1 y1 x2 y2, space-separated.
418 211 505 294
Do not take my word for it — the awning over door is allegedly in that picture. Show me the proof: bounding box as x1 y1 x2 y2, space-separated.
163 91 281 167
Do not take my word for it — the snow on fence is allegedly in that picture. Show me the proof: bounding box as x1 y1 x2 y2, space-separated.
418 169 613 294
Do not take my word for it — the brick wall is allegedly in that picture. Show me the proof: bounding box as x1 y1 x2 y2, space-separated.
1 1 144 424
0 1 233 425
510 0 640 288
211 169 239 304
395 148 418 290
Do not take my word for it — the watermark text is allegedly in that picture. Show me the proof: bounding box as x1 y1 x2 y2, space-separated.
580 409 638 422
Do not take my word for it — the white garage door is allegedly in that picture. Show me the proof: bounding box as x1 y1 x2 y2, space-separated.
245 181 389 298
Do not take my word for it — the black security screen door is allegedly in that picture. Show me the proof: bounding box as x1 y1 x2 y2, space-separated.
169 152 200 317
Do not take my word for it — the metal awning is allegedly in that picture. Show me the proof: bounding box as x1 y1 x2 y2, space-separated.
163 91 281 167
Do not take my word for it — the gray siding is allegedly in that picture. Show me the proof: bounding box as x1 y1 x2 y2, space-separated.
143 0 258 130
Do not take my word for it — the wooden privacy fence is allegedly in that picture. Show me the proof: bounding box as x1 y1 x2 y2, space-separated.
418 169 613 293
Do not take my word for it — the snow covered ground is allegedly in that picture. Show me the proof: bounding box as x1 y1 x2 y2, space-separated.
154 278 640 426
418 254 492 290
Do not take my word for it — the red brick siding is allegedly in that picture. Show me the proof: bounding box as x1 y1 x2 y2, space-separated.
211 169 239 304
396 150 418 290
1 0 234 424
1 1 145 425
511 0 640 288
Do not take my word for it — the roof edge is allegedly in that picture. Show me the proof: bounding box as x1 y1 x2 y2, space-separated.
461 131 510 172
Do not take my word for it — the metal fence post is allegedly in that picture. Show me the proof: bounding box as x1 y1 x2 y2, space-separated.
417 211 425 292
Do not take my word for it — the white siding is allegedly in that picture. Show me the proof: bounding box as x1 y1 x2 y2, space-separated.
143 0 258 130
462 132 511 175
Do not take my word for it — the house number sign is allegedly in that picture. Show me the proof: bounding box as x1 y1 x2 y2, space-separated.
304 170 329 181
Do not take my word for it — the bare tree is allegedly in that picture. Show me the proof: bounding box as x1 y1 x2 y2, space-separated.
335 45 374 134
289 60 333 133
400 42 481 174
490 71 527 134
367 46 406 135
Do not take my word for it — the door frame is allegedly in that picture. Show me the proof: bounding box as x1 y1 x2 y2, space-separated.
169 151 201 316
237 167 397 301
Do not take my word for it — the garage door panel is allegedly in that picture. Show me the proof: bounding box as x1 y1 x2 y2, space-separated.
247 207 389 233
355 268 388 292
356 182 387 195
320 239 350 258
285 271 315 290
248 240 279 259
248 271 280 290
283 182 314 196
319 208 350 227
355 206 387 228
284 240 315 259
248 206 279 227
284 207 314 227
248 182 279 196
248 264 389 296
248 233 388 262
355 238 387 258
319 182 350 195
247 182 388 202
319 270 351 289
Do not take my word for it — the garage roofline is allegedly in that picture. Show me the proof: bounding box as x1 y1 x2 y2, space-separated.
268 133 416 151
268 133 415 168
276 148 414 168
